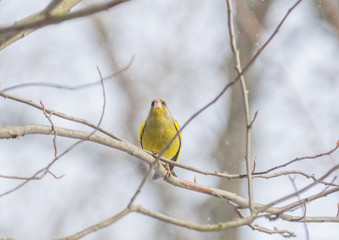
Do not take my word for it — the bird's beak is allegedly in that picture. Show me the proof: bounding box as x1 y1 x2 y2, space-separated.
153 99 163 109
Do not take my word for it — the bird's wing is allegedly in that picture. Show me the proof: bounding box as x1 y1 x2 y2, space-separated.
171 120 182 162
138 121 146 148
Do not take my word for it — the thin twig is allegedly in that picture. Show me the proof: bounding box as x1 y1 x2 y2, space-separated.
251 157 257 174
243 0 303 73
41 66 107 178
40 101 64 178
254 170 339 187
1 56 134 92
249 110 259 128
226 0 254 213
288 176 309 239
234 208 295 237
258 165 339 214
57 207 131 240
40 101 58 159
256 140 339 175
127 166 153 208
0 91 121 142
0 67 107 197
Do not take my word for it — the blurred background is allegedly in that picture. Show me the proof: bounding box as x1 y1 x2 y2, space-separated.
0 0 338 239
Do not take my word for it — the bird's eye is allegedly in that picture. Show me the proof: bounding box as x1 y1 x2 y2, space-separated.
161 100 166 105
151 100 155 106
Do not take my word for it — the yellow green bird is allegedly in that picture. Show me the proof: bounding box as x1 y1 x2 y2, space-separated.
138 99 182 179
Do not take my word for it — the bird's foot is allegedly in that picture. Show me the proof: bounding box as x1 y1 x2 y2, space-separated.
165 163 171 178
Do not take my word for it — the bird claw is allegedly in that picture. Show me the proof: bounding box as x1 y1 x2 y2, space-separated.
165 163 171 178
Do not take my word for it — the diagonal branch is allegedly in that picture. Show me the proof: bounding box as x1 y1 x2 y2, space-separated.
58 207 131 240
0 0 81 50
0 0 130 50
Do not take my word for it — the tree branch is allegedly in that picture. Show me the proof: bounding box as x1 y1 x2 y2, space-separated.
226 0 254 213
0 91 122 141
0 0 130 50
1 124 338 240
0 0 81 50
58 207 131 240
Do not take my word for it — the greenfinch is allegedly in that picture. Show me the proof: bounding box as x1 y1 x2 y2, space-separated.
138 99 182 179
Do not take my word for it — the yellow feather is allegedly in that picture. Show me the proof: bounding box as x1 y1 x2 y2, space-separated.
138 121 146 148
138 99 182 179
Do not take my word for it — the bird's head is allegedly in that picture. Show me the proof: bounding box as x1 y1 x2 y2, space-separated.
148 99 172 120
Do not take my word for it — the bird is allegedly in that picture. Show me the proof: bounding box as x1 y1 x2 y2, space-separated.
138 99 182 179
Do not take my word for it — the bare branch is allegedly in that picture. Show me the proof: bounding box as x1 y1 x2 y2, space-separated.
254 170 339 187
1 56 134 92
249 110 259 128
234 208 296 237
58 207 131 240
127 166 153 208
0 92 122 141
0 0 81 50
40 101 58 159
226 0 254 213
256 141 339 175
1 124 338 226
133 205 254 231
0 68 107 196
0 0 130 50
259 165 339 214
0 0 129 34
288 176 309 239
